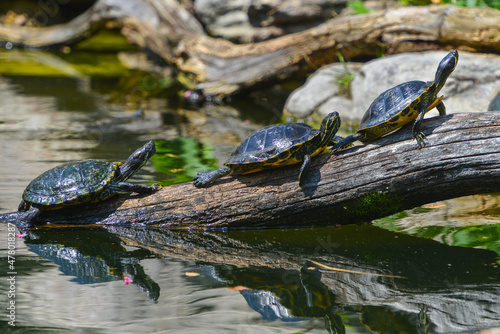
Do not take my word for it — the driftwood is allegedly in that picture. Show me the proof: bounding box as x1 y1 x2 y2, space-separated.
0 0 499 95
2 111 500 228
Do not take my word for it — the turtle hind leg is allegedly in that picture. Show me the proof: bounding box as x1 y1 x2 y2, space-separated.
193 166 232 187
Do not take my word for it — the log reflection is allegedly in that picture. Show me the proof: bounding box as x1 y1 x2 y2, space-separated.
23 224 500 333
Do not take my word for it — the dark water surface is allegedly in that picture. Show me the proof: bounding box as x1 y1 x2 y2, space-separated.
0 72 499 333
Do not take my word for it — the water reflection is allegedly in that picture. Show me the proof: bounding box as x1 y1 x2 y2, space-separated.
25 228 161 301
374 195 500 255
14 224 500 333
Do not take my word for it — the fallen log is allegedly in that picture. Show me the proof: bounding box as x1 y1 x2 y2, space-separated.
0 0 499 95
2 111 500 229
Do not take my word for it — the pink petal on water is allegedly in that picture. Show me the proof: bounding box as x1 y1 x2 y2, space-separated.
124 276 133 285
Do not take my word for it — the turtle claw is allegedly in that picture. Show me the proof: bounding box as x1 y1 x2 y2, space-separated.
193 170 218 187
193 167 232 188
415 132 426 149
192 175 205 187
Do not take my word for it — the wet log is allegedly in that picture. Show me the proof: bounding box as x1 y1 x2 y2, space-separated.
2 111 500 229
0 0 499 95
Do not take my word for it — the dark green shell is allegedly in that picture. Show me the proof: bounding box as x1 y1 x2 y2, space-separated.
359 80 429 131
226 123 318 165
353 80 435 143
22 160 120 207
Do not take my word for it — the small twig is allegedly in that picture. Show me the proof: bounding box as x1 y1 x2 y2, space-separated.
309 260 407 279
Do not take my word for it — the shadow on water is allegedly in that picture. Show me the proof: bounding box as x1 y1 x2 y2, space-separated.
11 224 500 333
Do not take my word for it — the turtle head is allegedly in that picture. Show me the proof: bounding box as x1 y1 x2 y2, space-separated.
118 140 156 181
434 50 458 92
319 111 341 146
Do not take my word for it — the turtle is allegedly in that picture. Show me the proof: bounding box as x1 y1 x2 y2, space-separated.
18 140 160 227
193 111 342 187
332 50 459 151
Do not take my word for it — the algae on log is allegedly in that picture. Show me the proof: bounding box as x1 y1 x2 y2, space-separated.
2 111 500 229
0 0 499 95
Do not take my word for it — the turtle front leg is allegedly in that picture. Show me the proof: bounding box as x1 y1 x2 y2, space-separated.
115 182 161 194
436 100 446 116
412 109 427 149
193 166 232 187
298 154 311 187
18 205 41 228
414 98 446 148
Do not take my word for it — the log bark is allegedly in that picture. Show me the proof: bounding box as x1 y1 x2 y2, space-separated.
0 0 499 95
3 111 500 228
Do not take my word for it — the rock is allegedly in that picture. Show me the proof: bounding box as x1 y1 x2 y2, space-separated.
284 51 500 125
283 62 361 119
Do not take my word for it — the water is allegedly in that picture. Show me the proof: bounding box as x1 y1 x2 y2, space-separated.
0 65 499 333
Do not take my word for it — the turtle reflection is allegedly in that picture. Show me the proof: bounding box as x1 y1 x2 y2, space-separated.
200 263 345 333
19 225 500 333
23 229 161 301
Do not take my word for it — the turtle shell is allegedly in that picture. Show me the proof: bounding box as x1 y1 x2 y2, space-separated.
226 123 318 166
358 80 430 132
22 160 121 207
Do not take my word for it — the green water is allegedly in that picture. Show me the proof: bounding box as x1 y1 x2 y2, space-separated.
0 49 498 333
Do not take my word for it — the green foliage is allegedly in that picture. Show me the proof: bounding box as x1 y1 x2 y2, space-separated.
375 217 500 258
411 224 500 256
347 1 372 14
152 138 218 186
335 52 355 96
376 44 386 58
399 0 500 9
